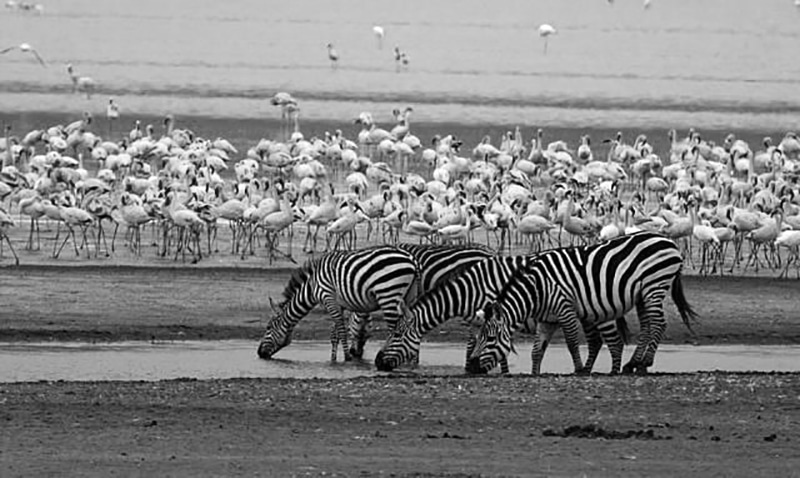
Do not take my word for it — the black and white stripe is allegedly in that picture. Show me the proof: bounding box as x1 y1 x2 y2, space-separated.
466 231 697 375
374 253 536 372
348 243 496 359
257 246 420 362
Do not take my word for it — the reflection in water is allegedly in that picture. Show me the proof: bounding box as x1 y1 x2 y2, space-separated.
0 341 798 383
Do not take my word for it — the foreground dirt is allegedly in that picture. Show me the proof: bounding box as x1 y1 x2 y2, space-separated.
1 373 798 477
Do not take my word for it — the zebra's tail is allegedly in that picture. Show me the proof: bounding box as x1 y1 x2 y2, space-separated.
616 317 630 345
671 272 699 335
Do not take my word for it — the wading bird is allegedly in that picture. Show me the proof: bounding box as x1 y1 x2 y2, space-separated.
373 25 385 49
327 43 339 69
66 63 97 99
538 24 556 55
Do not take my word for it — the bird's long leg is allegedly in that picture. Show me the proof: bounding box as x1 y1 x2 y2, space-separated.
51 221 62 257
26 217 35 250
1 233 19 266
54 225 74 259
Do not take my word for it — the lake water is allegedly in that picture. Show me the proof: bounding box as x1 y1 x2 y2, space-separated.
2 0 800 130
1 340 798 382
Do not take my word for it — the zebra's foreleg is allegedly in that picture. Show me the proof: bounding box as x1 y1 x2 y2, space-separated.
557 309 587 375
322 300 351 362
581 322 604 374
530 321 559 375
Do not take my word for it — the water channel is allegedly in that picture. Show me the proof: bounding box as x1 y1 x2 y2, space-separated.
2 341 798 383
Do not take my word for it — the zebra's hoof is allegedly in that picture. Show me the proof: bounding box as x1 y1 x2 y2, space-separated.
622 363 637 374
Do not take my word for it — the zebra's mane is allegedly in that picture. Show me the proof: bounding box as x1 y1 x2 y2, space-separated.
430 246 499 285
485 260 537 321
281 257 320 302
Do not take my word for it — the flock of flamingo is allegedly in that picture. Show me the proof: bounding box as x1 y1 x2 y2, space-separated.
0 92 799 280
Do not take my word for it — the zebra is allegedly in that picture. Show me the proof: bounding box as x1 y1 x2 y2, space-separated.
465 231 698 375
374 253 539 372
347 242 497 359
257 246 421 362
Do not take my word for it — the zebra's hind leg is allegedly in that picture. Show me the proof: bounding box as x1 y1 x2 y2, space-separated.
328 321 339 362
624 290 668 374
348 312 372 360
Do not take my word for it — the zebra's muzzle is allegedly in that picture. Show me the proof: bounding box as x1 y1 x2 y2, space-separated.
465 357 489 375
374 350 396 371
257 343 275 360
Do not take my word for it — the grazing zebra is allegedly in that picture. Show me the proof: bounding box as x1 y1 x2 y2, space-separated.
374 254 538 372
465 231 698 375
348 242 497 359
257 246 420 362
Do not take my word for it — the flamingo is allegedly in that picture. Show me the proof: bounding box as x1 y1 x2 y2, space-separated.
164 194 205 263
775 230 800 278
118 193 153 255
326 200 366 251
517 213 555 252
270 92 299 141
54 200 95 259
537 24 556 55
0 207 19 265
373 25 385 49
18 194 45 250
393 46 409 71
437 208 472 245
261 194 298 263
106 98 120 139
66 63 97 99
327 43 339 69
0 43 46 67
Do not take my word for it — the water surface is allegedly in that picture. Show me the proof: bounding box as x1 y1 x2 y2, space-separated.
1 340 798 382
2 0 799 129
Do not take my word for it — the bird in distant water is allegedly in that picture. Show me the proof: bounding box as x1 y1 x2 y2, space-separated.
373 25 385 49
537 24 557 55
327 43 339 69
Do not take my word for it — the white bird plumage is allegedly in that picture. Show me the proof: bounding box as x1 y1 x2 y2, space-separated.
537 24 557 55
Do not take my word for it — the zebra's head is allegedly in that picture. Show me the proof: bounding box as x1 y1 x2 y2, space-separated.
257 299 294 359
374 303 418 371
466 305 514 374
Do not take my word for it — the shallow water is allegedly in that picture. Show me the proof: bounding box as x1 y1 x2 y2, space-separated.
2 0 800 129
1 340 798 383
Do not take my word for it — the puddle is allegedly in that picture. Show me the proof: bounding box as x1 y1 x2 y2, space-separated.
0 341 798 383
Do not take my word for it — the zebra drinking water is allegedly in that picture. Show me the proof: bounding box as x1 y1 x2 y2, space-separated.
348 242 496 359
373 254 539 372
465 231 698 375
257 246 421 362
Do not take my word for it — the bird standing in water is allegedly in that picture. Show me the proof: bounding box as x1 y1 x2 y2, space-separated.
327 43 339 69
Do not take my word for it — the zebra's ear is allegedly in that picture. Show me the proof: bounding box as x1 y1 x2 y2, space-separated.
269 297 278 314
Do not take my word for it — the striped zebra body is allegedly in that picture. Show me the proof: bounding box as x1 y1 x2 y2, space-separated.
466 231 698 375
349 243 496 359
374 254 536 372
257 246 420 362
